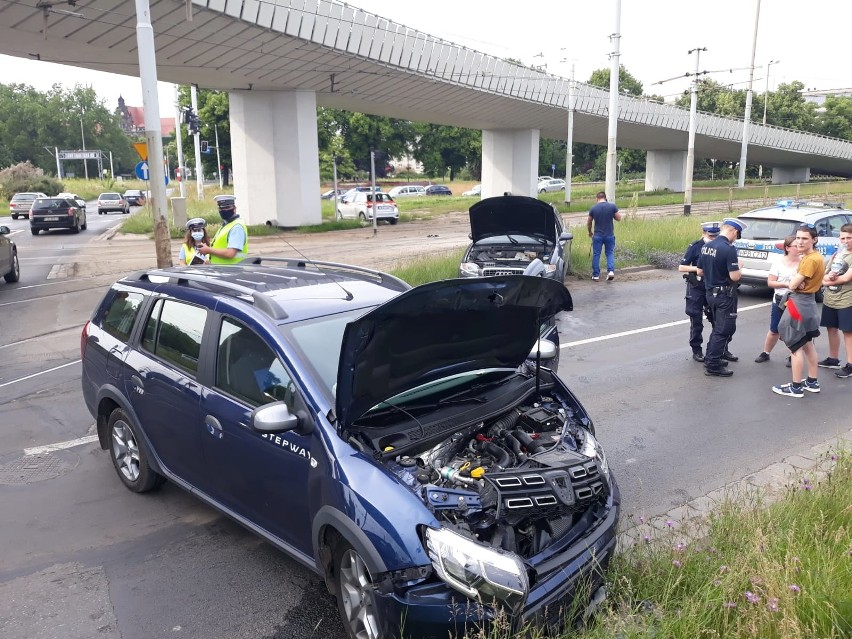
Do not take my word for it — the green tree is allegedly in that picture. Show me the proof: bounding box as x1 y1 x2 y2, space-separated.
588 65 644 96
816 96 852 139
411 123 480 180
336 112 412 177
0 83 135 176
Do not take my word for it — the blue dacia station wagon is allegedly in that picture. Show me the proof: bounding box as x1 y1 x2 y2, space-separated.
81 259 620 638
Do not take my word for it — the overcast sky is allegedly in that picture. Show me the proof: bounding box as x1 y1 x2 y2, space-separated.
0 0 848 110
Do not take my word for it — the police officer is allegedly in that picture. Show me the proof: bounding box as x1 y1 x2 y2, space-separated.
697 218 745 377
198 195 248 264
678 221 721 362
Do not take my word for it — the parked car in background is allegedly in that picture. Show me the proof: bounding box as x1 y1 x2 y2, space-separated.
537 178 566 193
336 191 399 224
425 184 452 196
340 186 382 202
388 185 427 198
0 225 20 284
733 199 852 286
57 192 87 209
97 192 130 215
123 189 147 206
462 184 482 196
8 192 47 220
29 196 87 235
320 188 346 200
80 259 617 639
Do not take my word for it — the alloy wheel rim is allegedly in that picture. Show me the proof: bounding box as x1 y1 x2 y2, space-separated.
111 421 140 482
339 549 379 639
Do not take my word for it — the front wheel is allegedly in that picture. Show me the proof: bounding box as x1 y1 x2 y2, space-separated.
539 188 546 194
108 408 164 493
334 542 382 639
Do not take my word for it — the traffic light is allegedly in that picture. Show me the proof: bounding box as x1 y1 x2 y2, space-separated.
182 107 201 135
200 140 209 153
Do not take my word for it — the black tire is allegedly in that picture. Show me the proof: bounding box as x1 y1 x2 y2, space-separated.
80 215 87 230
30 228 39 236
336 209 343 221
358 212 368 225
333 541 382 639
3 251 19 283
71 218 80 234
11 214 17 220
108 408 164 493
389 218 398 225
539 188 546 194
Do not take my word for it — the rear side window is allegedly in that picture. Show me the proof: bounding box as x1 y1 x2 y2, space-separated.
102 291 145 342
739 218 799 240
141 299 207 375
816 215 849 238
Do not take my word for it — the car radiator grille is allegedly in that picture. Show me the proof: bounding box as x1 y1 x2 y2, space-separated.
482 267 525 276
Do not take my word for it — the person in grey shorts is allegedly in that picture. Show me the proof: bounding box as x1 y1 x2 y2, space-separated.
819 223 852 378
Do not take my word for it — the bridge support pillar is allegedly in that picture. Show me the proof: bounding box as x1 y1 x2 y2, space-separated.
229 90 321 227
645 150 687 192
771 167 810 185
481 129 540 198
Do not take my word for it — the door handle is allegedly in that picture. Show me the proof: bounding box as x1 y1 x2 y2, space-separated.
130 375 144 393
205 415 224 439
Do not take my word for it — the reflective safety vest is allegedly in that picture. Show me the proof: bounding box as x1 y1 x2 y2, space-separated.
183 243 208 265
210 218 248 264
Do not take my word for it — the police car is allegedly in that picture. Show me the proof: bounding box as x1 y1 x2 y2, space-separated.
733 199 852 286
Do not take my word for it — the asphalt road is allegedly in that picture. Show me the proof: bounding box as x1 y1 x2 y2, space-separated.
0 211 848 639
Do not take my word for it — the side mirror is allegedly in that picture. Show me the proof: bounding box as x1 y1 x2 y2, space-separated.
0 225 10 235
528 339 558 361
251 402 299 433
559 232 573 241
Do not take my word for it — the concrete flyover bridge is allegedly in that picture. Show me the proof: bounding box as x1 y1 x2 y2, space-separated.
1 0 851 227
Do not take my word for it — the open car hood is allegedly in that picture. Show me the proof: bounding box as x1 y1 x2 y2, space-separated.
336 276 573 432
468 195 559 243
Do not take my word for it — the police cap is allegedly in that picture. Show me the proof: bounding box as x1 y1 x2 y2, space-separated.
701 221 721 235
722 217 747 233
186 217 206 230
214 195 236 211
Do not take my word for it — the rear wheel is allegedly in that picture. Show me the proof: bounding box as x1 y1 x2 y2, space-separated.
30 228 39 235
11 214 18 220
71 218 80 234
108 408 164 493
358 212 368 226
3 251 19 283
333 542 382 639
389 218 398 225
80 215 87 230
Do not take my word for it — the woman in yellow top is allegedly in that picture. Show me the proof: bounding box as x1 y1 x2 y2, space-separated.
773 223 825 398
178 218 211 266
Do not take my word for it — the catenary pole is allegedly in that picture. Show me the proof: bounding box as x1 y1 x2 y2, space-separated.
134 0 171 267
191 84 204 200
758 60 778 179
604 0 621 203
174 84 186 198
738 0 762 188
565 63 576 206
370 149 377 236
215 124 223 189
684 47 706 216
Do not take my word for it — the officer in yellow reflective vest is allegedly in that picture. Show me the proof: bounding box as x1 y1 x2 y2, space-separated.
198 195 248 264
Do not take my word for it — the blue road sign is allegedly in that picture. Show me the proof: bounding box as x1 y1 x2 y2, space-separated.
135 161 149 180
134 160 170 185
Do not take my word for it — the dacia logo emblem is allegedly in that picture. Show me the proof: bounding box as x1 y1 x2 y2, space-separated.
747 242 756 249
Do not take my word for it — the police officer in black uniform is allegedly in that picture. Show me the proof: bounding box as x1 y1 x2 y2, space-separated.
679 221 721 362
697 218 745 377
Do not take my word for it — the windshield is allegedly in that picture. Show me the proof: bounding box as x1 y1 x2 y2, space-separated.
279 308 368 397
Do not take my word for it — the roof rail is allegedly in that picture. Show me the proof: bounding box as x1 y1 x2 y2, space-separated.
239 256 411 292
135 269 288 320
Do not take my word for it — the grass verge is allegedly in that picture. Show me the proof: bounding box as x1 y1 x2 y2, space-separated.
578 449 851 639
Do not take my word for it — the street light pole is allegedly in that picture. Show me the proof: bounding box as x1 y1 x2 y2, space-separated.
738 0 762 188
604 0 622 203
759 59 779 179
565 63 576 206
684 46 706 216
80 108 89 179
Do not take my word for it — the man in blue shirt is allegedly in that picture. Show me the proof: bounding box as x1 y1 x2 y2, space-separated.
678 221 721 361
587 191 623 281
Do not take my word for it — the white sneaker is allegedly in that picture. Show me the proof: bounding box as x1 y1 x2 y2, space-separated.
591 275 600 281
606 271 615 281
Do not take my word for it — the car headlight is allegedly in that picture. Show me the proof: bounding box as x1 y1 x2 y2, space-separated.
543 263 557 273
424 527 528 611
459 262 482 277
577 429 610 482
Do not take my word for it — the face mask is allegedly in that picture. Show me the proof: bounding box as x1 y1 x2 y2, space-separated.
191 231 204 242
219 209 235 223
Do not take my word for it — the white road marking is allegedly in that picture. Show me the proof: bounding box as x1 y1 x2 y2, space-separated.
561 301 771 349
0 360 81 388
25 434 99 456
